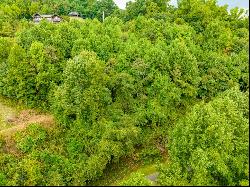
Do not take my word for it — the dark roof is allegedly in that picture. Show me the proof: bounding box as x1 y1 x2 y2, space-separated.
33 13 41 17
33 14 53 18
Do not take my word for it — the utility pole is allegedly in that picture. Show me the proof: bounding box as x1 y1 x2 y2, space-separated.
102 11 105 22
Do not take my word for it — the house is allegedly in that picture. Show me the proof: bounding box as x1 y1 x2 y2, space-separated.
69 11 80 17
33 13 62 23
33 13 42 23
52 15 62 23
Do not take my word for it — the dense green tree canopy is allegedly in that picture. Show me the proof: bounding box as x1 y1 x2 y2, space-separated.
0 0 248 186
158 87 249 186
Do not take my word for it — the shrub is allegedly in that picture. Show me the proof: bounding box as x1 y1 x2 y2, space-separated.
15 124 47 153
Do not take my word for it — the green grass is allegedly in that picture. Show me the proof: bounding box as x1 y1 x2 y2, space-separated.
0 96 27 111
137 164 157 175
88 156 141 186
88 150 168 186
116 164 158 186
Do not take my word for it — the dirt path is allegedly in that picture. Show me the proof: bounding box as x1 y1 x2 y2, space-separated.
0 100 55 154
0 101 17 130
0 109 54 137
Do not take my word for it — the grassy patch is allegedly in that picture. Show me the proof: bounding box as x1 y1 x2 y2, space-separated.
0 100 17 131
88 156 141 186
0 96 28 131
88 148 168 186
0 96 28 111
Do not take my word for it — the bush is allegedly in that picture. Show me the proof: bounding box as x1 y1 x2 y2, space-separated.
15 124 47 153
